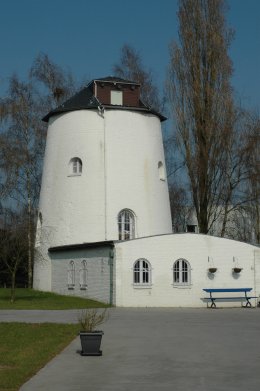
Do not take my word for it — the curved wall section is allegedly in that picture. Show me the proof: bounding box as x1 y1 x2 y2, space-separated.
104 109 172 239
38 110 106 247
37 108 172 251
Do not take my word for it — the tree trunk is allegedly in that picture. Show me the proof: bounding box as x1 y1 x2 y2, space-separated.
10 271 16 303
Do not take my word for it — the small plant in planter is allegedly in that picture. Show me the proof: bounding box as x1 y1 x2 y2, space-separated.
78 308 108 356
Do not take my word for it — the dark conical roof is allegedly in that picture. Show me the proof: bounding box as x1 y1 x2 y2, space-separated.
43 77 166 122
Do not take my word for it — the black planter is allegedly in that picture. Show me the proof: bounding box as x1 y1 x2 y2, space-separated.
80 331 104 356
208 267 217 273
233 267 242 273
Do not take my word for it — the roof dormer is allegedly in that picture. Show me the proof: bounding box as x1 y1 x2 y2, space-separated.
93 77 141 107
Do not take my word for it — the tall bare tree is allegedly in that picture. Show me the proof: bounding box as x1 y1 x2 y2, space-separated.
30 52 76 107
167 0 235 234
0 53 77 287
0 75 46 287
243 111 260 243
113 44 163 111
0 209 27 302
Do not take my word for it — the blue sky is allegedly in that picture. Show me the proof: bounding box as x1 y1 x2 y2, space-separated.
0 0 259 111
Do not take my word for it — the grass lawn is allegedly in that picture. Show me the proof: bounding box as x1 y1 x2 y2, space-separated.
0 322 80 391
0 288 110 309
0 289 109 389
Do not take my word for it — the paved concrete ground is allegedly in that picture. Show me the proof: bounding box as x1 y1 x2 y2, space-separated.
1 308 260 391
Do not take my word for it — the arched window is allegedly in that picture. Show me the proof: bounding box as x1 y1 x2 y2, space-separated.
69 157 82 175
133 259 151 285
158 161 165 181
68 260 75 288
79 260 87 289
118 209 135 240
173 259 191 285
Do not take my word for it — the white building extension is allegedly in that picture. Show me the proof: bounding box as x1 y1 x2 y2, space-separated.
47 234 260 307
34 76 260 307
114 234 260 307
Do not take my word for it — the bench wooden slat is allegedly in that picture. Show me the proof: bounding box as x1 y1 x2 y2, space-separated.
206 297 248 300
203 288 252 293
204 297 258 302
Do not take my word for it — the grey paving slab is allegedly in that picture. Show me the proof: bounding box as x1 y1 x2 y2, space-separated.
1 308 260 391
0 309 79 323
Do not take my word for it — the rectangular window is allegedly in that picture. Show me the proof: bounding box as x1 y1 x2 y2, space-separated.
111 90 123 105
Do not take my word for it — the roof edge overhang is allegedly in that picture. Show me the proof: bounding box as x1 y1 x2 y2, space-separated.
91 77 140 86
49 240 114 253
43 105 167 123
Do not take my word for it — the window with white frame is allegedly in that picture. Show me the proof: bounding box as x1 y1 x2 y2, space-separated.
173 259 191 285
79 260 87 289
118 209 135 240
69 157 82 175
68 260 75 288
133 259 151 285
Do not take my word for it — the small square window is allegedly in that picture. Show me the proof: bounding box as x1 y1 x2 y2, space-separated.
111 90 123 105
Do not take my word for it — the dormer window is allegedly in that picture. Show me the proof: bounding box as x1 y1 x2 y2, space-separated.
111 90 123 105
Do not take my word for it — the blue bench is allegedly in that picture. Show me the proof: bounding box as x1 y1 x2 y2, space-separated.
203 288 257 308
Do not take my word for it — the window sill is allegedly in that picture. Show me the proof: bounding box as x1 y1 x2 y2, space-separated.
133 284 152 289
68 174 82 177
80 286 87 290
68 286 75 290
172 284 192 289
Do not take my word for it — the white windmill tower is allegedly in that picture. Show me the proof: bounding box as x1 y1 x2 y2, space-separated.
34 77 172 290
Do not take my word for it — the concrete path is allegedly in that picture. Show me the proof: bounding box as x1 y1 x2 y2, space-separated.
1 308 260 391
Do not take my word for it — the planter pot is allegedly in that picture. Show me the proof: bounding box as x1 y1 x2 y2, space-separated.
80 331 104 356
208 267 217 273
233 267 242 273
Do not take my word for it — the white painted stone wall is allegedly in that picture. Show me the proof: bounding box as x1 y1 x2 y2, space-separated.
38 110 106 247
33 244 52 292
104 110 172 239
114 234 260 307
36 108 172 257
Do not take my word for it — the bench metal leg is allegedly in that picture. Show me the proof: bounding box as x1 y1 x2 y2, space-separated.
210 294 217 308
244 293 252 308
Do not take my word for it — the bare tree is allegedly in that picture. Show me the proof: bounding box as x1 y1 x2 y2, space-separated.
113 44 163 111
167 0 235 234
30 52 76 107
0 209 27 302
244 111 260 243
0 75 45 287
0 53 77 287
169 182 190 232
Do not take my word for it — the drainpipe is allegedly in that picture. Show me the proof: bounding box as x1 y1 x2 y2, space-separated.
95 94 107 240
109 247 114 306
103 108 107 240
